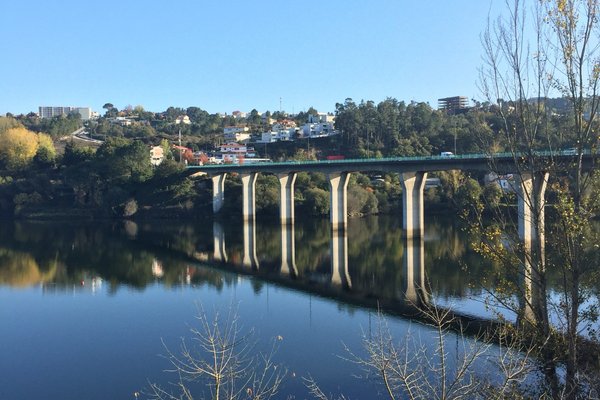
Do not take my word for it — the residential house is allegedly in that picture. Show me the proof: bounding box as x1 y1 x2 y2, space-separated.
218 142 257 164
258 119 297 143
175 115 191 125
232 110 247 119
223 126 251 142
261 113 275 125
149 145 164 166
301 121 337 138
308 113 335 124
111 116 134 126
485 172 516 192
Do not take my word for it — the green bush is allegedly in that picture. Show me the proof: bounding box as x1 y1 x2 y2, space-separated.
304 187 330 215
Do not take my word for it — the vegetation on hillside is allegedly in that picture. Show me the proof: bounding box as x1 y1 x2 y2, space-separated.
0 87 591 221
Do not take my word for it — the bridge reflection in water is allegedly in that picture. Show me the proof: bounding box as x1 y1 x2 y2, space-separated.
211 220 431 313
189 154 579 324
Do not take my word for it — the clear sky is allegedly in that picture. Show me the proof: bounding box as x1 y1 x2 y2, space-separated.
1 0 503 116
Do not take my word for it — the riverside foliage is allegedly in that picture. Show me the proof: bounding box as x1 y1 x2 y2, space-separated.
0 92 588 220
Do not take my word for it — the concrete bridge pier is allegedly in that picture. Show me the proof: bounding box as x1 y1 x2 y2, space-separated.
242 218 259 269
329 172 351 230
241 172 258 220
403 235 428 305
280 222 297 277
400 172 427 238
517 171 549 323
211 173 227 213
212 221 227 262
331 227 351 288
278 172 297 224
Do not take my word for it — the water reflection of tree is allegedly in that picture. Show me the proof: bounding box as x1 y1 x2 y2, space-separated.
0 217 508 310
0 221 236 293
291 218 331 276
344 216 494 302
0 248 57 287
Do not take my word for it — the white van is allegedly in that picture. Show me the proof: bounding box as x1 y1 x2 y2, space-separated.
440 151 454 158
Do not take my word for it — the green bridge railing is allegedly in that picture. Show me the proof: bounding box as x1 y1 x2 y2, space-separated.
186 150 591 170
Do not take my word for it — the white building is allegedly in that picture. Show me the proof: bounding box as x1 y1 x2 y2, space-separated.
223 126 251 142
150 146 165 166
261 113 275 125
111 116 134 126
301 121 337 138
219 142 257 163
38 106 93 120
259 129 295 143
232 110 247 119
257 120 297 143
175 115 191 125
485 172 516 192
220 142 255 155
308 113 335 124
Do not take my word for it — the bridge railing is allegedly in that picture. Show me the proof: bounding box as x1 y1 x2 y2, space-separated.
187 149 593 170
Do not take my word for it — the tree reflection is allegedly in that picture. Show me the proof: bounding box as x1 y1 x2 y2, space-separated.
0 248 57 287
0 216 497 315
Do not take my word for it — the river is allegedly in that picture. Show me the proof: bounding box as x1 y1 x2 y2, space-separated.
0 215 527 399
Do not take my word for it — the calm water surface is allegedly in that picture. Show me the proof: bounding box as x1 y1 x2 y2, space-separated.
0 215 500 399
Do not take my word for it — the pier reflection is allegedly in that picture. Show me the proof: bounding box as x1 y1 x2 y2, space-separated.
402 235 428 306
331 227 351 289
242 218 259 269
213 221 227 262
280 223 297 277
210 219 430 308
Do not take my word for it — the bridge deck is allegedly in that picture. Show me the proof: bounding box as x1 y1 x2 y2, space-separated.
186 151 596 175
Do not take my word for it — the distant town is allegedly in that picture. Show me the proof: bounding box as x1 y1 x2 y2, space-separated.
28 96 480 167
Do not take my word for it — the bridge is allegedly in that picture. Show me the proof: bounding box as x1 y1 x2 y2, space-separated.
186 151 594 236
185 151 597 322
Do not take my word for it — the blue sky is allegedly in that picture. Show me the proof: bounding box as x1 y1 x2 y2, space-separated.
1 0 503 116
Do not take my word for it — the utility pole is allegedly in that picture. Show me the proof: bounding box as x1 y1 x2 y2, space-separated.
366 127 370 158
454 130 458 155
178 127 182 165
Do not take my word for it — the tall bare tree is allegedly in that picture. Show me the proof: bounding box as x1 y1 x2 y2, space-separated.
146 305 285 400
478 0 600 397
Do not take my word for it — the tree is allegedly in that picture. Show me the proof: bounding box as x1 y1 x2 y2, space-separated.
62 142 95 166
110 140 153 183
186 106 209 125
133 105 145 115
0 127 39 170
160 138 173 161
303 187 330 215
164 106 185 121
307 307 539 400
478 0 600 397
0 116 21 135
146 305 285 400
248 109 261 125
102 103 117 118
34 133 57 166
96 136 132 158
